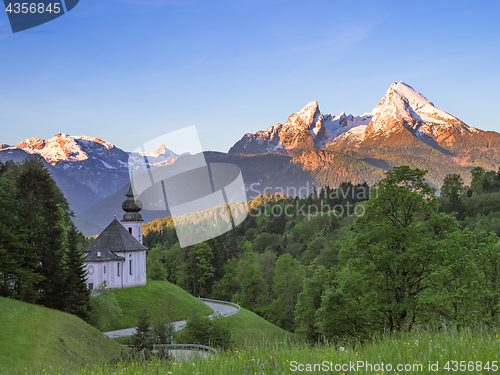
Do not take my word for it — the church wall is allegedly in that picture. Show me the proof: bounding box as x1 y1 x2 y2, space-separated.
114 250 147 288
85 261 130 290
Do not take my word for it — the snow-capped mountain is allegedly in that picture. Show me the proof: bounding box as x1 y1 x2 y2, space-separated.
230 81 500 169
328 81 475 147
329 82 500 166
14 133 119 164
2 133 130 199
229 101 372 154
134 144 187 168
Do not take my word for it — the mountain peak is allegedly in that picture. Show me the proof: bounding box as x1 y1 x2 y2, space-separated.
154 144 167 155
138 144 179 163
15 134 116 164
368 81 464 136
284 101 321 130
301 100 319 112
387 81 434 108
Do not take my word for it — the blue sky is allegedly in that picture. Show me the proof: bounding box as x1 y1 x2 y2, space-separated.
0 0 499 153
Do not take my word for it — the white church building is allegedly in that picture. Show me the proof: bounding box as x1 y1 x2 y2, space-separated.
83 185 147 290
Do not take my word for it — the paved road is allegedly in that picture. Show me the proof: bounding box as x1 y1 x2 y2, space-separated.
104 300 239 338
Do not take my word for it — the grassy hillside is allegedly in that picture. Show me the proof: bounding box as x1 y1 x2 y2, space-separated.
0 297 123 372
223 308 293 347
107 280 213 331
73 326 500 375
175 307 292 348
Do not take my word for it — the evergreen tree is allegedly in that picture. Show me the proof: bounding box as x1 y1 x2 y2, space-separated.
64 223 91 321
15 157 70 309
441 173 466 219
129 309 153 352
0 176 36 298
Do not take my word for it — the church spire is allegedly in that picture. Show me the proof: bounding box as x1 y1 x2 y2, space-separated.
121 166 144 243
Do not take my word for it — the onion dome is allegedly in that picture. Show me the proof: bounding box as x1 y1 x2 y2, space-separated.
122 184 144 222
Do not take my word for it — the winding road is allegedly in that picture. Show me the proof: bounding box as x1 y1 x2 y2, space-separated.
104 298 240 338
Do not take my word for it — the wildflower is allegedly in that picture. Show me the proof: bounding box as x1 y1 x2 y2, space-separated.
339 347 345 352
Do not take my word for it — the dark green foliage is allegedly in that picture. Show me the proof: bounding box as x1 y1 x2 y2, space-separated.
268 254 305 331
129 309 152 352
176 242 215 296
88 282 123 330
15 157 70 309
0 176 34 298
212 258 238 301
142 165 500 337
0 157 94 322
64 223 91 321
320 167 459 335
177 313 232 350
295 266 332 341
233 252 265 313
441 173 466 219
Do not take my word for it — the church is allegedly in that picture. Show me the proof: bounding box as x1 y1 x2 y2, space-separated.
82 185 148 290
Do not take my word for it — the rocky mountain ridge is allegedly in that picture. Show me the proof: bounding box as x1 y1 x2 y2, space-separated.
230 82 500 171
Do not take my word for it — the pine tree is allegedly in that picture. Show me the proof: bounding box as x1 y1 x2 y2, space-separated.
15 157 70 309
0 176 35 298
64 223 91 321
129 309 152 352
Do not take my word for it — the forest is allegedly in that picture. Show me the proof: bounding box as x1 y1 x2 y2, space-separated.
143 165 500 341
0 158 90 321
2 154 500 343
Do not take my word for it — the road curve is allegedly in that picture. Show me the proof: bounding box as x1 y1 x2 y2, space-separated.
104 299 239 338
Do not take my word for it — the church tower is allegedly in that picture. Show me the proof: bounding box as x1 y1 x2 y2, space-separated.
121 183 144 244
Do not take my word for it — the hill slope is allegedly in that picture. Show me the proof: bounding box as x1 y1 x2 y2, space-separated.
174 307 292 348
107 280 213 331
0 297 123 371
224 308 292 347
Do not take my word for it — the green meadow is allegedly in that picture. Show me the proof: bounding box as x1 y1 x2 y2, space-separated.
5 325 500 375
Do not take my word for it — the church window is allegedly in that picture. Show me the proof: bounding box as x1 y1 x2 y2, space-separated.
129 259 132 275
88 265 94 275
117 263 120 276
104 265 106 274
88 283 93 290
129 227 132 234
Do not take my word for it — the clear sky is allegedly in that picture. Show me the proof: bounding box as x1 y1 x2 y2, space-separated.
0 0 499 153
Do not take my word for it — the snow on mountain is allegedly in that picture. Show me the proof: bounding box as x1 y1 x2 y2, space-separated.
138 143 180 165
321 112 373 146
9 133 130 199
229 101 370 154
231 81 492 158
14 133 115 164
326 81 500 165
363 81 472 140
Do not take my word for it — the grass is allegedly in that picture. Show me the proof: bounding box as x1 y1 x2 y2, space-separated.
113 306 291 349
174 307 292 348
107 280 213 331
222 308 292 348
7 325 500 374
0 297 124 372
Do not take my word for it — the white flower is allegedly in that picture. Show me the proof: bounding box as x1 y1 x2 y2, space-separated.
339 347 345 352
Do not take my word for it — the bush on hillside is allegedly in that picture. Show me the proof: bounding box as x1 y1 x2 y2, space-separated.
176 313 232 350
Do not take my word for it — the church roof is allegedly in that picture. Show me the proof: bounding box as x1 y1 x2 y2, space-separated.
83 219 148 262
